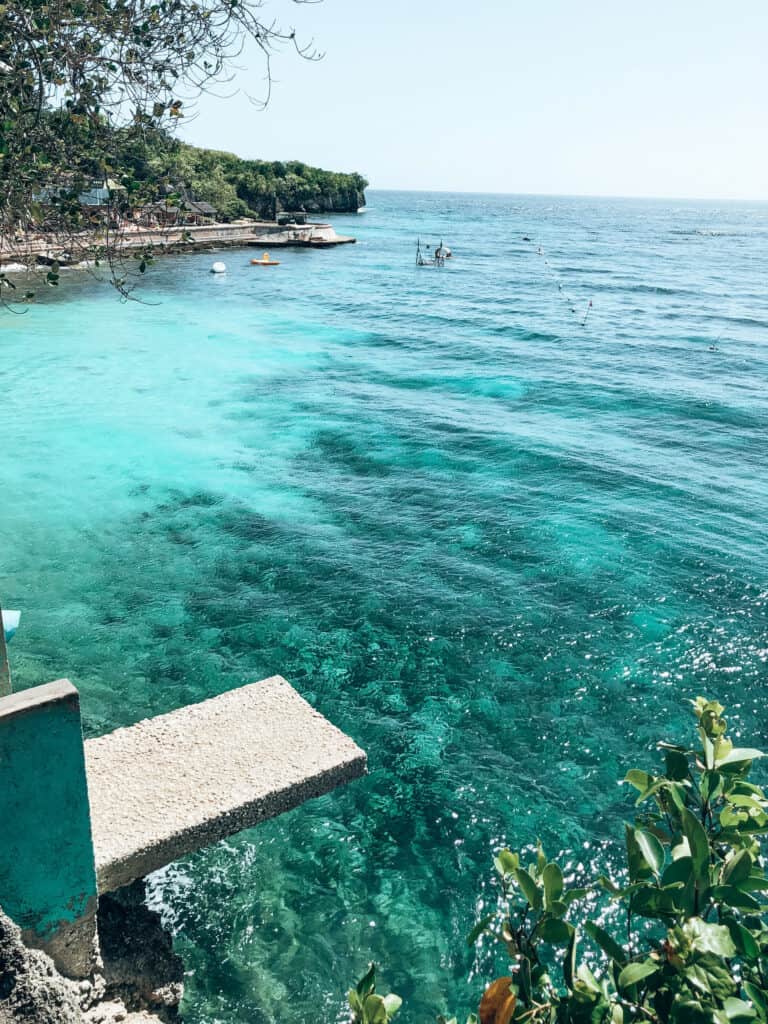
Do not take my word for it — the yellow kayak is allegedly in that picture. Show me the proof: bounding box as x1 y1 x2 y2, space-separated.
251 252 280 266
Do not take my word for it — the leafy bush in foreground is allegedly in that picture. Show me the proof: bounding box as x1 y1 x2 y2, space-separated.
351 698 768 1024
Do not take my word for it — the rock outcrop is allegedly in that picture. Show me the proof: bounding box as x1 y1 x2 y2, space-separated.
1 884 183 1024
95 882 183 1021
0 909 81 1024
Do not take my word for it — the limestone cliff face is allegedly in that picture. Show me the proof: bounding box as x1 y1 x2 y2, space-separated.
299 187 366 214
249 186 365 219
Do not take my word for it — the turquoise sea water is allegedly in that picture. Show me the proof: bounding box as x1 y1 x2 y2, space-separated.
3 191 768 1022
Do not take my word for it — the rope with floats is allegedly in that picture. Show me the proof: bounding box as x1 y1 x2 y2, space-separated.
523 237 594 326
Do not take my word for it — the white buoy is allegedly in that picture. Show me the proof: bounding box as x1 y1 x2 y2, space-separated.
210 261 227 274
3 610 20 643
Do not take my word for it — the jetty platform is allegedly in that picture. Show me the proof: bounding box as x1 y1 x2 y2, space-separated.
0 675 366 976
0 219 355 269
86 675 366 893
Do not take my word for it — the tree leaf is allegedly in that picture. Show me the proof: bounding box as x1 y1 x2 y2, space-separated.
534 917 573 944
543 862 564 906
625 824 651 882
617 961 659 989
625 769 654 792
636 778 670 806
564 927 578 990
356 963 376 998
662 856 693 887
718 748 765 767
702 731 715 770
585 921 626 964
701 771 723 804
514 867 541 909
494 849 518 876
670 999 715 1024
363 994 389 1024
682 918 737 958
518 956 532 1004
576 963 602 994
562 887 589 906
681 807 710 881
710 885 762 911
382 994 403 1018
667 783 687 813
743 984 768 1020
685 953 736 1000
666 748 690 780
737 874 768 892
724 920 758 960
349 990 363 1015
636 829 665 876
722 849 752 886
723 998 757 1023
479 978 516 1024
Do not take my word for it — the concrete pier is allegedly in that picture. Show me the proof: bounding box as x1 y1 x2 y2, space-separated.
85 676 366 894
0 675 366 976
0 219 355 268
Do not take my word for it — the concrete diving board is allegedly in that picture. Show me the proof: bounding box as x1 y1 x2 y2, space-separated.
85 676 366 894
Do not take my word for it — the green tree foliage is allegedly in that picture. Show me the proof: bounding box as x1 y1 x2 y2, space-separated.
0 0 322 293
349 964 403 1024
358 699 768 1024
122 130 368 220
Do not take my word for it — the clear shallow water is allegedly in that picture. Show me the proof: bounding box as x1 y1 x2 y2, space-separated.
4 191 768 1022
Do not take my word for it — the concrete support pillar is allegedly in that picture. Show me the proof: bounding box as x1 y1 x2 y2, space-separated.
0 679 98 977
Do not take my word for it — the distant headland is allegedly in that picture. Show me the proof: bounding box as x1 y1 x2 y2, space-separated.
133 133 368 221
0 129 367 273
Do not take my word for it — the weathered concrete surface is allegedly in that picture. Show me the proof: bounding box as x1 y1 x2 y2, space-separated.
0 681 98 978
85 676 367 893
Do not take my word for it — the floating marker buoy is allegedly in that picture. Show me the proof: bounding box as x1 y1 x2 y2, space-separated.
3 610 20 643
210 261 226 274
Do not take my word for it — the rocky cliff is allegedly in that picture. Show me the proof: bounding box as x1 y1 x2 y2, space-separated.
1 884 183 1024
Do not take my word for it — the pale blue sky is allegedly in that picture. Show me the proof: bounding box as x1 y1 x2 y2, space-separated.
180 0 768 199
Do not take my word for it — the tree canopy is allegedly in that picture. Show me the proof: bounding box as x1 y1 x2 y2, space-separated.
118 130 367 220
0 0 322 289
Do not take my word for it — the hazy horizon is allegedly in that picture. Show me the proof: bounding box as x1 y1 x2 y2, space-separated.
180 0 768 202
362 187 768 203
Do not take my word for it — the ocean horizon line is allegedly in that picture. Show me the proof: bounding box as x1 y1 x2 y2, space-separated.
363 185 768 204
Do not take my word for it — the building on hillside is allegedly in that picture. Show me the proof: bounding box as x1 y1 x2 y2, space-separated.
33 178 127 229
138 196 218 227
277 211 308 226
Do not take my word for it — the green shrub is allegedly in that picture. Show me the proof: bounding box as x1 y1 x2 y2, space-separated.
353 698 768 1024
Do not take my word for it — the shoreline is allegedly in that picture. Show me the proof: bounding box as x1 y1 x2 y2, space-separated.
0 219 356 271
